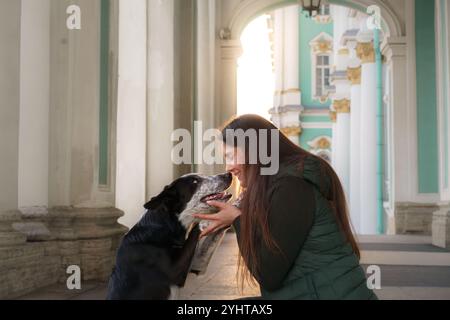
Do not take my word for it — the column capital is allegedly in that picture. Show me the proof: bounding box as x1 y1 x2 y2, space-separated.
338 48 350 56
356 41 375 64
347 66 362 85
333 98 351 113
220 40 243 60
381 36 407 61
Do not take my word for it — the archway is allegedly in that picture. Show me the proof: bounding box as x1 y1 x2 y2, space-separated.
216 0 407 235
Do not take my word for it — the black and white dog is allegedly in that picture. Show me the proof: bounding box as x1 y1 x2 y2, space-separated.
106 172 233 300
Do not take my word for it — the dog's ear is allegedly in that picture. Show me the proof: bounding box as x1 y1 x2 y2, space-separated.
144 181 179 211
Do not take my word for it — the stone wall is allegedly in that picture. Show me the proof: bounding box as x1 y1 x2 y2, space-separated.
395 203 439 235
0 207 127 299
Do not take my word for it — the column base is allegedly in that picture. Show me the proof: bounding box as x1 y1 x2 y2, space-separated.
0 207 128 299
432 204 450 249
0 210 27 247
395 203 439 235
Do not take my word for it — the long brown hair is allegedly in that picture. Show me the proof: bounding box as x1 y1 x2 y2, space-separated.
220 114 359 290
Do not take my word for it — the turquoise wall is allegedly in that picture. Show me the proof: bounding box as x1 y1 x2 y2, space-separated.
298 10 333 109
301 114 331 123
415 0 439 194
99 0 110 185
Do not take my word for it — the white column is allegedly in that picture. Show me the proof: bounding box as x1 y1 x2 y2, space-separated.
0 0 27 247
381 37 407 234
270 6 301 142
348 65 362 233
218 39 243 125
330 47 351 196
330 111 337 167
49 0 115 208
146 0 176 200
116 0 147 228
282 6 300 106
432 0 450 248
357 40 378 235
196 0 216 175
272 9 284 112
333 99 351 196
18 0 50 210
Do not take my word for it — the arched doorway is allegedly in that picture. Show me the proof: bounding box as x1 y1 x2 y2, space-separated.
216 0 407 235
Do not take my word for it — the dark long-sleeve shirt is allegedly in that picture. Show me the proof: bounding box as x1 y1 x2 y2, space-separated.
233 176 315 292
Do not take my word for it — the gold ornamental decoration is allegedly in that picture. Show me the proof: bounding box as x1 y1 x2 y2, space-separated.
281 126 302 137
333 99 351 113
329 111 337 123
313 40 332 54
347 66 362 85
317 137 331 149
356 42 375 64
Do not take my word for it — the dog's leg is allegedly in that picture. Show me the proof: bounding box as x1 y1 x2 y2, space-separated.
168 286 180 300
171 224 201 288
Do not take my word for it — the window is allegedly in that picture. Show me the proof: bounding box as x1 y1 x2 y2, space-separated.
321 5 330 16
315 55 331 98
309 32 333 102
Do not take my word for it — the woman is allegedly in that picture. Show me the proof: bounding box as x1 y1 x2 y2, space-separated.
193 114 377 300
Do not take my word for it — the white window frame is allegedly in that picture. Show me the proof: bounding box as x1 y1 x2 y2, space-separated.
309 32 333 103
315 55 331 98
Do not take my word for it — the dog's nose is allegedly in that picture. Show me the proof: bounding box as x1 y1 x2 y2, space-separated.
223 172 232 183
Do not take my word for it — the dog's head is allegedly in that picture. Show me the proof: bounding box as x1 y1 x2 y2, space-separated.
144 172 233 229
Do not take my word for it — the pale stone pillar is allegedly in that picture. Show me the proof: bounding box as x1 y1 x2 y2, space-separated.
433 205 450 248
282 6 301 107
347 65 362 233
196 0 216 175
432 0 450 248
49 0 116 208
357 40 378 235
333 99 351 196
146 0 177 200
18 0 50 210
48 0 126 281
218 40 242 126
330 111 337 166
381 37 408 234
116 0 147 228
0 0 28 247
330 47 351 196
270 6 301 144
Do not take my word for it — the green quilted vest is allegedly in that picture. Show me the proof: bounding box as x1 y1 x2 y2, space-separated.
260 156 378 300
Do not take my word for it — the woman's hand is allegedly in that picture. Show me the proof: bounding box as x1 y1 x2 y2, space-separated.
193 200 242 239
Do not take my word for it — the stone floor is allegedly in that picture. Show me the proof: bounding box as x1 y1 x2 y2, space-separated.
17 233 450 300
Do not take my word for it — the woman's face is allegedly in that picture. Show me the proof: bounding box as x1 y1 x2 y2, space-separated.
223 144 246 187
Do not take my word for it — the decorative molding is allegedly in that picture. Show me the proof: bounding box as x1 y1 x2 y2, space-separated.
338 48 350 56
310 32 333 54
314 14 333 25
274 88 301 95
329 110 337 123
219 27 231 40
308 136 332 150
347 66 362 85
356 41 375 64
301 122 333 129
220 40 243 60
333 98 351 113
281 126 302 137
